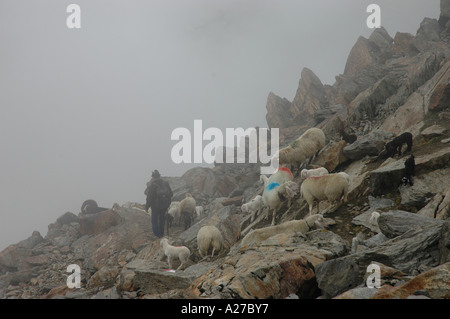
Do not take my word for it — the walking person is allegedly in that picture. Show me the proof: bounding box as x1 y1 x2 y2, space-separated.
145 170 173 238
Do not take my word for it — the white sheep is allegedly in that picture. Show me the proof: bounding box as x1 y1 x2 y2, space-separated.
263 180 299 226
178 193 196 230
160 238 191 270
167 201 180 223
300 173 349 216
241 195 264 222
260 167 294 187
337 172 351 183
197 225 224 258
241 214 325 248
276 128 326 170
300 167 329 179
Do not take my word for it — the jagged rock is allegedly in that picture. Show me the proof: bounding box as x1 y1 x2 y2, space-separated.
87 266 120 290
79 209 122 236
313 104 346 124
413 18 441 51
291 68 329 126
393 32 418 56
372 262 450 299
127 260 205 295
421 124 447 138
439 0 450 27
352 196 395 233
399 168 450 208
343 130 394 161
369 27 394 50
311 140 348 172
71 207 154 271
334 287 379 299
436 187 450 220
369 147 450 197
265 92 294 129
189 230 348 299
429 81 450 112
315 212 449 297
0 231 43 271
377 211 443 238
344 36 379 76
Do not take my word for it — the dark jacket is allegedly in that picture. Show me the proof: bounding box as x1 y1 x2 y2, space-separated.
146 177 173 212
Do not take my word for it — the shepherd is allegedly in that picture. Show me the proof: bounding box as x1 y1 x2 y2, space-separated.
145 170 173 238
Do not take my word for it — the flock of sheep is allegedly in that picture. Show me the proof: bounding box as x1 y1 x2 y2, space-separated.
158 127 353 270
158 126 412 271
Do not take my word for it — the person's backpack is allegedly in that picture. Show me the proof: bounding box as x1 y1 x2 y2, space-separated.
155 181 172 211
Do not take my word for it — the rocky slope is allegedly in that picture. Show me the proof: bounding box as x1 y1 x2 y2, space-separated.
1 2 450 299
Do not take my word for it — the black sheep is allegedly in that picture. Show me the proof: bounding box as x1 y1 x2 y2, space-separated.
340 128 357 144
402 154 415 186
378 132 413 160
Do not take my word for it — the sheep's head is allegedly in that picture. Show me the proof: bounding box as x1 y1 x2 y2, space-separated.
241 204 248 213
278 181 299 202
160 238 169 248
300 169 307 179
306 214 336 230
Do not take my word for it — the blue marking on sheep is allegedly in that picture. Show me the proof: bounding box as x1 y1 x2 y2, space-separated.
266 182 280 191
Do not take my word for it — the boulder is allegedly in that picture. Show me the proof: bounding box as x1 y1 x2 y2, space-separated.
0 231 44 271
71 207 154 271
79 209 122 236
413 18 441 51
421 124 447 138
311 140 348 172
315 211 449 297
343 130 394 161
189 230 348 299
372 262 450 299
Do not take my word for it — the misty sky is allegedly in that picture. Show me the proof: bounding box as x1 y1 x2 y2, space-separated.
0 0 440 250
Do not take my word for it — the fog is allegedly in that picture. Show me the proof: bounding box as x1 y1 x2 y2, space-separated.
0 0 440 250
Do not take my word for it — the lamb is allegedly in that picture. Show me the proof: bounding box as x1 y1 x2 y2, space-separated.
300 173 349 216
263 180 299 226
300 167 329 179
178 193 196 230
241 195 264 222
276 128 326 171
240 214 325 248
377 132 413 160
160 238 191 270
197 225 224 258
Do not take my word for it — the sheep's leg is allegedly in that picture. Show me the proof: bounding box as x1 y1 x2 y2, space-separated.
168 256 173 269
271 210 276 226
211 247 216 258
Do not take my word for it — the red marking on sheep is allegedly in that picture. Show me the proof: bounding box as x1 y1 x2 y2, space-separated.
278 167 293 179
